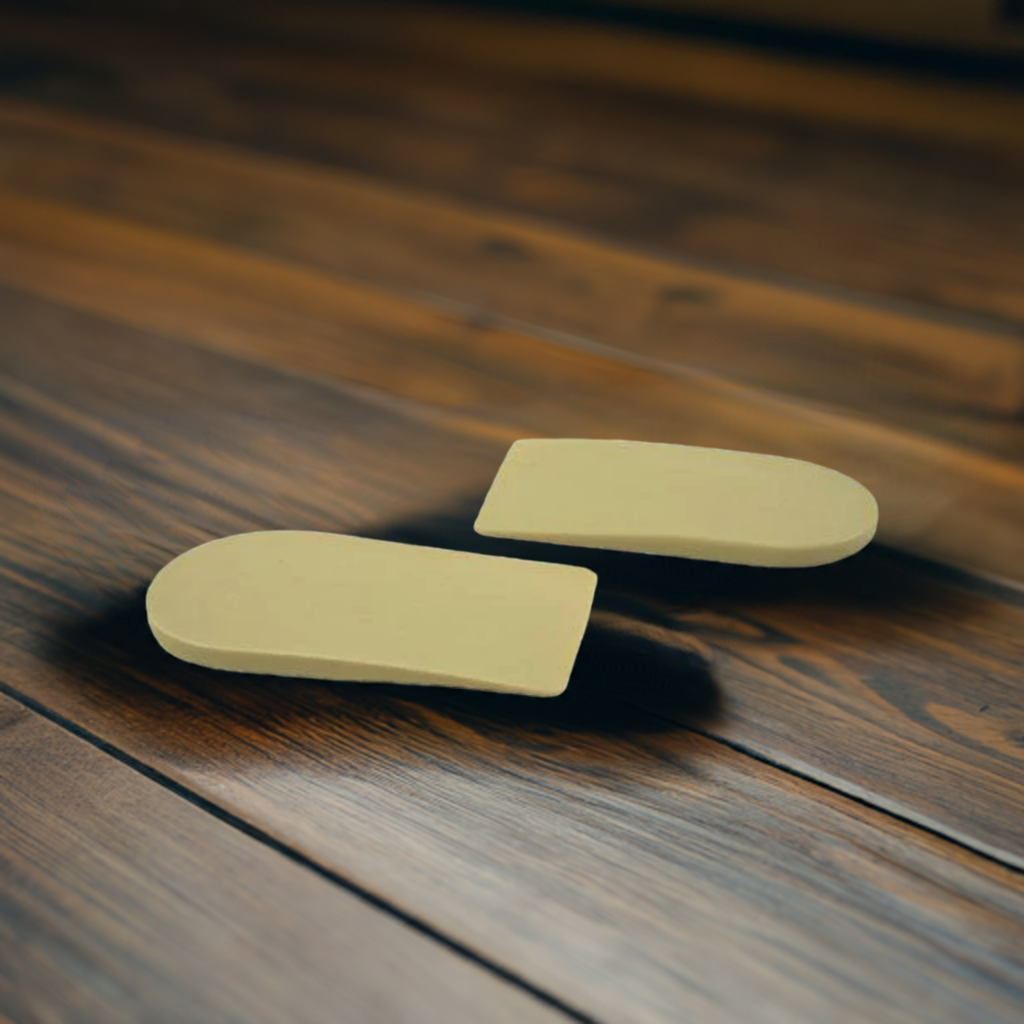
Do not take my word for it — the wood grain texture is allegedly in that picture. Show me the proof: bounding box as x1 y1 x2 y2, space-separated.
0 285 1023 1024
12 0 1024 151
2 5 1023 329
0 693 569 1024
317 3 1024 149
2 100 1023 425
559 0 1024 52
4 186 1024 590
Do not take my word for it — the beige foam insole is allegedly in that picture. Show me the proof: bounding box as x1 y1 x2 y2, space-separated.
147 531 597 696
474 439 878 567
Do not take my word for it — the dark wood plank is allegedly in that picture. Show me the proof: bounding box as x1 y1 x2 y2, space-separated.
0 693 570 1024
2 101 1023 430
2 5 1023 332
4 185 1024 590
308 2 1024 151
11 0 1024 151
1 285 1023 1024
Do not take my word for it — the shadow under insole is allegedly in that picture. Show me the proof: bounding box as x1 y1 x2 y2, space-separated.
40 489 973 766
43 577 718 773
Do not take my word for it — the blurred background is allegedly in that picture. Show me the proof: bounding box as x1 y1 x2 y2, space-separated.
2 0 1024 579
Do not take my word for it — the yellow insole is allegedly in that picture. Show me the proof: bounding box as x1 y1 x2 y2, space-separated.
475 439 878 567
147 531 597 696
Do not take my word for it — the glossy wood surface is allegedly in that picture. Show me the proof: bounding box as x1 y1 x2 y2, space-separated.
2 4 1023 1022
0 695 570 1024
3 100 1024 431
3 3 1024 330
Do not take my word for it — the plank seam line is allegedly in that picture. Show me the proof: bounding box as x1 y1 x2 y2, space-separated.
679 723 1024 876
0 676 596 1024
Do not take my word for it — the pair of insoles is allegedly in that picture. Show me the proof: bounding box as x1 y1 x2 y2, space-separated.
147 439 878 696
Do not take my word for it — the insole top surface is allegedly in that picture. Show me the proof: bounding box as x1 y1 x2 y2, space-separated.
474 439 878 566
147 531 597 696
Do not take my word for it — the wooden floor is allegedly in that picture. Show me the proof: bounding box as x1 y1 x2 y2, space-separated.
2 3 1024 1021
